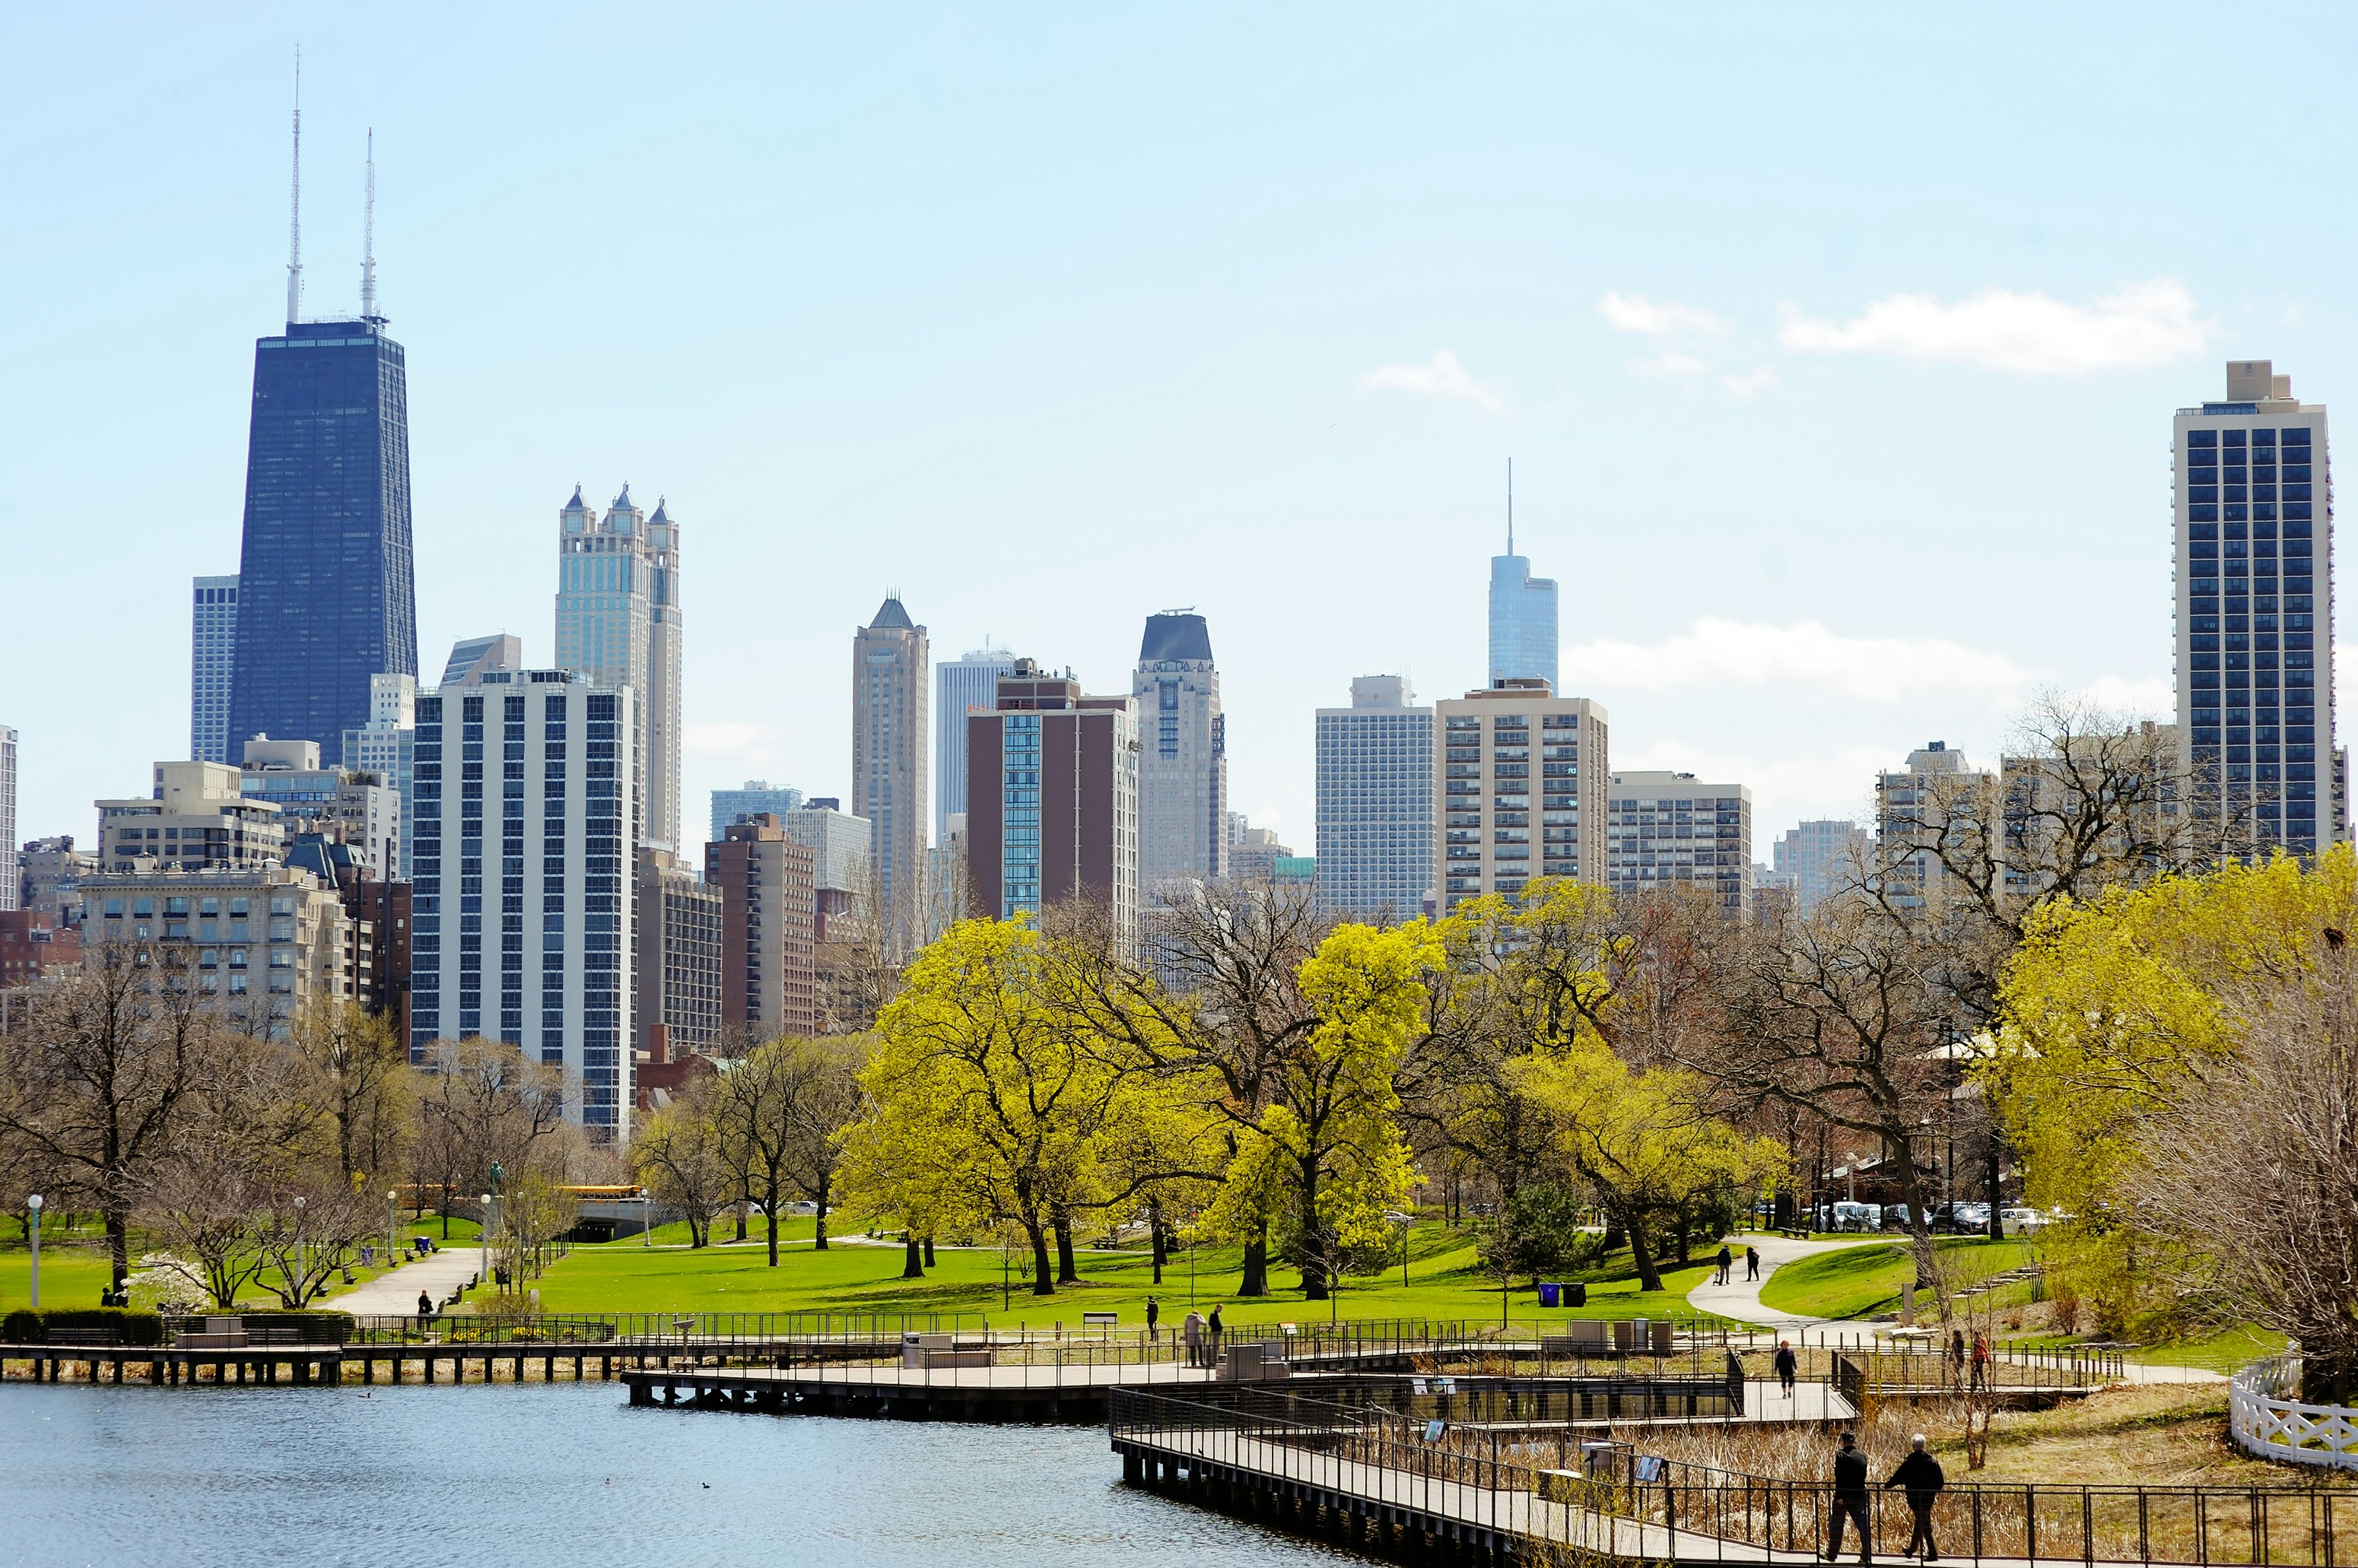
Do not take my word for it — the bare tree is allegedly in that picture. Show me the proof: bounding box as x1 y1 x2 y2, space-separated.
631 1076 732 1247
284 998 411 1185
414 1037 567 1214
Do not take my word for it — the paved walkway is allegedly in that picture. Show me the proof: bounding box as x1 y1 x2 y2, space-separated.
330 1246 483 1316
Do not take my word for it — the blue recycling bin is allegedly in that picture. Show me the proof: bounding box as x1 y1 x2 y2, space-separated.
1538 1281 1562 1308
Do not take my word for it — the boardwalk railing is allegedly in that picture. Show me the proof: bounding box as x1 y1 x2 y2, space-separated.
2233 1355 2358 1473
1111 1385 2358 1566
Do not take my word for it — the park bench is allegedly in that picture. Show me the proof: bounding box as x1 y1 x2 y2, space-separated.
1079 1312 1120 1330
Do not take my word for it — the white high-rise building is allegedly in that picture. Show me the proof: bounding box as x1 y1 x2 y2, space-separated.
342 673 418 879
0 724 14 910
2174 360 2335 856
1314 675 1434 919
1766 819 1869 913
1875 741 1994 916
1605 771 1754 918
408 671 637 1143
936 644 1016 844
1134 611 1226 887
556 485 683 852
190 575 239 764
1435 681 1606 913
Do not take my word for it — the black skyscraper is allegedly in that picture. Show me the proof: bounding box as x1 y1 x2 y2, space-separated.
227 317 418 760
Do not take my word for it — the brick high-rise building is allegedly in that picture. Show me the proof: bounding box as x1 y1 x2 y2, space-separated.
636 847 722 1063
706 814 815 1042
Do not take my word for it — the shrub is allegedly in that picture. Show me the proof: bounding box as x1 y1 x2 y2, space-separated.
4 1308 167 1346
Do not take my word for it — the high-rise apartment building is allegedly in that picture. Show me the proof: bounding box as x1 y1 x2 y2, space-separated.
705 815 816 1042
0 725 13 911
1766 819 1870 913
1875 741 1994 916
710 782 803 852
556 486 685 852
964 661 1139 939
227 318 417 763
1605 772 1754 918
17 836 97 928
1488 528 1559 691
852 598 928 948
1134 612 1226 887
635 847 722 1062
238 737 400 881
2175 360 2336 857
1314 674 1435 919
409 671 636 1141
95 760 286 874
781 798 871 942
190 576 240 763
0 909 81 992
1435 682 1606 913
442 634 525 687
342 673 418 879
937 644 1017 843
80 863 354 1026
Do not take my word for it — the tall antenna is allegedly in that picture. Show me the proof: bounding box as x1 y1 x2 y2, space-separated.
360 128 377 322
1507 457 1514 554
285 45 303 328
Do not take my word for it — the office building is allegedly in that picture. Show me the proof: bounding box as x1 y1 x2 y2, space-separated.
1134 612 1226 888
1766 820 1870 914
781 798 871 942
189 576 240 763
96 761 286 874
442 634 525 687
240 737 399 881
342 673 418 879
1875 741 1995 916
1273 855 1316 892
635 847 722 1062
556 485 685 852
936 644 1017 843
852 598 928 949
1435 681 1606 913
2175 360 2336 857
1314 674 1435 919
923 815 969 941
711 782 802 852
706 815 816 1042
1488 516 1559 690
18 836 97 928
0 909 81 992
1605 772 1754 918
964 660 1140 938
80 863 354 1023
283 831 412 1033
1228 823 1291 883
409 671 637 1142
0 725 12 910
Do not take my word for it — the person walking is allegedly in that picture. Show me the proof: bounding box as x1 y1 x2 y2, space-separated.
1886 1433 1946 1560
1948 1329 1967 1389
1775 1338 1798 1398
1969 1332 1991 1392
1746 1246 1761 1283
1207 1303 1225 1366
1715 1245 1734 1287
1146 1295 1161 1342
1182 1309 1206 1369
1826 1431 1871 1564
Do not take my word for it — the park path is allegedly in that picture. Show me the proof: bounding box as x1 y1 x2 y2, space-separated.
329 1245 482 1316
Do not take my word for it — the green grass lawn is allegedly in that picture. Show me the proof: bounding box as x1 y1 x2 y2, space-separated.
1759 1236 2039 1321
0 1243 119 1313
523 1220 1729 1328
2130 1324 2286 1373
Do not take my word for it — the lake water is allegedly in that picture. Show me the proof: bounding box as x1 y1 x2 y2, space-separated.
0 1382 1354 1568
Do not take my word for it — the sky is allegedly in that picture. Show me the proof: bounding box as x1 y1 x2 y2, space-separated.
7 5 2358 868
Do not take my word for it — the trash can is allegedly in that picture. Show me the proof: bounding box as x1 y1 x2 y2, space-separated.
1568 1281 1587 1307
1539 1282 1562 1308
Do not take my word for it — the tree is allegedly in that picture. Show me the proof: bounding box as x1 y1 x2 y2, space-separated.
1475 1183 1600 1312
414 1037 567 1215
284 999 411 1186
491 1166 576 1289
251 1176 379 1307
632 1077 733 1247
779 1035 867 1252
713 1034 869 1266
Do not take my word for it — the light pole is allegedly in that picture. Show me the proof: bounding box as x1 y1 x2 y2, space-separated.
26 1195 42 1310
479 1193 492 1293
386 1189 399 1269
641 1186 651 1247
1386 1210 1412 1288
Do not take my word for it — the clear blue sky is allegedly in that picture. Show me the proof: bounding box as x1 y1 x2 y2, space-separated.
6 5 2356 860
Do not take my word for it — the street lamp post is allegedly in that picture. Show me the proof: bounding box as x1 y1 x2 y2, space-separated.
387 1189 399 1268
479 1194 493 1293
1386 1211 1412 1287
26 1195 42 1310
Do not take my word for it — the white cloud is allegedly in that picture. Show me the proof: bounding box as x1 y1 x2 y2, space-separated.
1357 349 1506 414
1598 292 1727 336
1615 738 1896 827
1630 351 1710 380
1719 367 1781 400
2083 673 2174 719
1563 618 2035 706
1778 278 2211 375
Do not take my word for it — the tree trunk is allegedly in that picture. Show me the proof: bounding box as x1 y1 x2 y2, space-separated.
1053 1218 1079 1284
813 1192 829 1251
923 1235 936 1266
1238 1231 1270 1297
734 1201 749 1243
765 1176 782 1268
1150 1211 1167 1285
1028 1224 1056 1296
901 1232 925 1278
1629 1218 1664 1292
1891 1151 1950 1325
1986 1141 2003 1240
106 1206 129 1292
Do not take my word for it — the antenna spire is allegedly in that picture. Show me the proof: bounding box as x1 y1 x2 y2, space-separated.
360 128 377 322
285 46 303 329
1507 457 1514 554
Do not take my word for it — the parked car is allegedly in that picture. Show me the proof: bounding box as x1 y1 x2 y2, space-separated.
1829 1201 1881 1232
1949 1202 1991 1231
2001 1206 2048 1234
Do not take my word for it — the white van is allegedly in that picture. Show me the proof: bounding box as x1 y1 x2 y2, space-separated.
1830 1201 1881 1232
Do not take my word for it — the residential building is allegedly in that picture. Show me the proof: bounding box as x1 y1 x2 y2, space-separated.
852 597 928 950
1488 526 1559 691
189 576 239 763
964 659 1140 940
1605 772 1754 917
923 814 970 941
936 644 1017 843
783 798 872 943
1314 674 1435 919
18 836 97 927
556 485 685 852
408 672 637 1142
1273 855 1317 894
1227 823 1292 883
227 319 417 762
705 815 816 1042
240 737 399 881
0 909 81 992
1435 682 1606 913
710 782 803 852
2175 359 2336 857
96 761 286 874
283 831 412 1034
635 847 722 1062
1874 741 1996 916
442 634 525 687
1134 611 1227 887
0 725 11 909
80 863 353 1025
1996 725 2181 905
342 673 418 879
1767 820 1870 913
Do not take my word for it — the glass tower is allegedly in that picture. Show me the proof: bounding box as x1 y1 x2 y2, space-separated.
1487 546 1559 690
189 574 240 763
227 319 417 764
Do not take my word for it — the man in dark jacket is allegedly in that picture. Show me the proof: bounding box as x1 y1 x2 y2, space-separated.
1886 1433 1945 1560
1775 1339 1799 1397
1826 1431 1870 1563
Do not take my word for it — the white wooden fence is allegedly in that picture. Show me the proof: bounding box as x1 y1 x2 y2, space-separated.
2229 1354 2358 1471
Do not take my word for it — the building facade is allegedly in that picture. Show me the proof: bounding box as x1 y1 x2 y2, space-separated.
1435 682 1606 913
852 598 928 949
189 576 240 764
1488 541 1559 691
441 634 524 687
1314 674 1435 919
936 645 1018 844
1605 772 1754 917
1134 612 1226 888
96 761 286 874
17 836 97 928
80 864 352 1024
0 909 81 992
1766 819 1870 913
710 782 802 853
409 672 636 1141
2174 359 2336 858
227 319 417 762
964 661 1139 939
706 815 816 1042
781 799 871 943
240 737 399 881
556 486 685 852
342 673 418 879
634 847 722 1062
1875 741 1995 916
0 725 12 910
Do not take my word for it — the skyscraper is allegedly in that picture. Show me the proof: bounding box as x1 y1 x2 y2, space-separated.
2175 360 2336 856
1488 473 1559 690
1605 771 1753 918
342 672 418 879
1133 611 1226 887
555 485 684 852
1875 741 1994 916
442 634 524 687
710 782 803 851
1766 819 1870 913
0 725 14 911
1314 674 1435 919
936 644 1016 843
705 814 817 1042
1435 681 1606 913
964 661 1139 940
190 575 240 763
852 597 928 950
